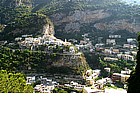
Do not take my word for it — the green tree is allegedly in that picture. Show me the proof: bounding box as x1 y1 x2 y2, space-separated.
0 70 33 93
128 33 140 93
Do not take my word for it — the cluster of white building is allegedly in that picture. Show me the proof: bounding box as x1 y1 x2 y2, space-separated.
83 69 112 92
26 76 59 93
15 34 72 50
73 34 137 63
64 81 84 91
94 37 137 62
85 69 101 86
84 66 131 91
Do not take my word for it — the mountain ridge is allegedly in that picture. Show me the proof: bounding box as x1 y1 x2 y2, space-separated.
31 0 140 41
1 0 140 42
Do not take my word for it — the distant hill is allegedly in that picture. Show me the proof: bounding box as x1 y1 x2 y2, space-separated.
122 0 140 4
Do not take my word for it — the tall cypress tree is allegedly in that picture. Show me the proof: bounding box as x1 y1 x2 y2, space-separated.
127 33 140 93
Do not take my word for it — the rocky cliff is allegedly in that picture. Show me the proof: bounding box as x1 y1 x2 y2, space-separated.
32 0 140 40
50 53 89 75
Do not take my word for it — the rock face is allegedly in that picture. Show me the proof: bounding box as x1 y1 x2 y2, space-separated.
51 10 110 26
50 9 111 33
51 10 139 37
94 20 140 33
43 24 54 35
49 53 89 75
50 53 89 75
33 0 139 39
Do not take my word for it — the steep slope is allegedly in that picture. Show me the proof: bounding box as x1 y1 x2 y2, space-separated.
32 0 140 40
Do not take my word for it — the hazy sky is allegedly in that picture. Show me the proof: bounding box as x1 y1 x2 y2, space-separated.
122 0 140 4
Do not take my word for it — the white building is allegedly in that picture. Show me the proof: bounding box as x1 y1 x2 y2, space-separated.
26 76 36 84
69 46 76 54
104 67 111 73
106 39 116 45
109 35 121 38
104 57 118 61
95 43 105 48
121 54 134 61
34 84 55 93
104 49 112 54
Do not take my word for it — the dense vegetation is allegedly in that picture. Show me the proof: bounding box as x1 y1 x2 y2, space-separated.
0 45 88 75
0 70 33 93
0 12 53 41
84 52 136 77
128 33 140 93
0 0 32 8
0 1 54 41
33 0 121 14
0 5 31 24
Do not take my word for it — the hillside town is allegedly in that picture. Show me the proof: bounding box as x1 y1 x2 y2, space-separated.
68 33 137 93
7 32 135 93
0 31 137 93
74 34 137 62
0 0 139 93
